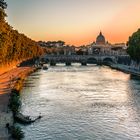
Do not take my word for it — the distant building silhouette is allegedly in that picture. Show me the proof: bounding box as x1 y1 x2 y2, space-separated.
96 32 106 45
86 31 127 55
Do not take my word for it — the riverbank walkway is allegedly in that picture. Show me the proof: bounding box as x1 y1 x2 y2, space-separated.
111 64 140 77
0 67 34 140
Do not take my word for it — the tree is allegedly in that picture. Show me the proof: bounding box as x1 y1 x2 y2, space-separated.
76 49 84 55
127 29 140 62
57 40 65 46
0 0 7 21
0 1 45 66
0 0 7 9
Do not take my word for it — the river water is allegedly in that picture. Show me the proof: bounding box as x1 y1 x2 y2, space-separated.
20 64 140 140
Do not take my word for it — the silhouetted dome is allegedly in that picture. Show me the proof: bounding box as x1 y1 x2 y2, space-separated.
96 32 105 44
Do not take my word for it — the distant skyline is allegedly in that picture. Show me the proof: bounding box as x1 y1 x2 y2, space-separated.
5 0 140 46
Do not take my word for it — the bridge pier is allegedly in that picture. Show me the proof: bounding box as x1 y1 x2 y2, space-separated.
50 61 56 66
65 62 71 66
97 59 102 65
81 62 87 66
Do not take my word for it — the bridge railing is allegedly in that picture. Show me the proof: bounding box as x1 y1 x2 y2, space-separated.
39 54 130 64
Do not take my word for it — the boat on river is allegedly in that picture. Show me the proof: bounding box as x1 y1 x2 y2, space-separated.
15 113 42 124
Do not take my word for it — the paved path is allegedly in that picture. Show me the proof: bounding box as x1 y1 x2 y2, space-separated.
0 67 34 140
111 64 140 76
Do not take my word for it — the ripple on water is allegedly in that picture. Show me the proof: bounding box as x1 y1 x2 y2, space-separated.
20 66 140 140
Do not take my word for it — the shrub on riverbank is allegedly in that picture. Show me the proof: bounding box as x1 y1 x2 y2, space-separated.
9 89 21 115
11 125 24 140
8 88 25 139
14 78 24 91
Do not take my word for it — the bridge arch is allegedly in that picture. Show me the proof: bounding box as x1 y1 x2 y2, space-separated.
40 57 50 63
87 57 98 64
102 57 114 64
44 58 49 63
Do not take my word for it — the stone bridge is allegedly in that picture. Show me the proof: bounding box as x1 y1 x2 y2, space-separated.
39 54 120 66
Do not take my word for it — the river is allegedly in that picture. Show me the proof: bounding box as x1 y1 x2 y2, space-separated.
20 64 140 140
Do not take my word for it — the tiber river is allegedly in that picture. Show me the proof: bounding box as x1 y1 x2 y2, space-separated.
19 64 140 140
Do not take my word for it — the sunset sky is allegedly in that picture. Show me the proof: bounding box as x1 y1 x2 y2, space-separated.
5 0 140 46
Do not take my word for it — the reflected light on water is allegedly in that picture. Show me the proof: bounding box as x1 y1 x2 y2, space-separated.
20 65 140 140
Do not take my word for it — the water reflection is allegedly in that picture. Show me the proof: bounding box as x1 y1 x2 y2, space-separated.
20 65 140 140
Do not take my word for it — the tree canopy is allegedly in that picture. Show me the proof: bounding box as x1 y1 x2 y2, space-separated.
0 0 7 9
0 1 45 66
127 29 140 62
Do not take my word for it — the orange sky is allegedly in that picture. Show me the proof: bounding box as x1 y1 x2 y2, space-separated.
6 0 140 46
